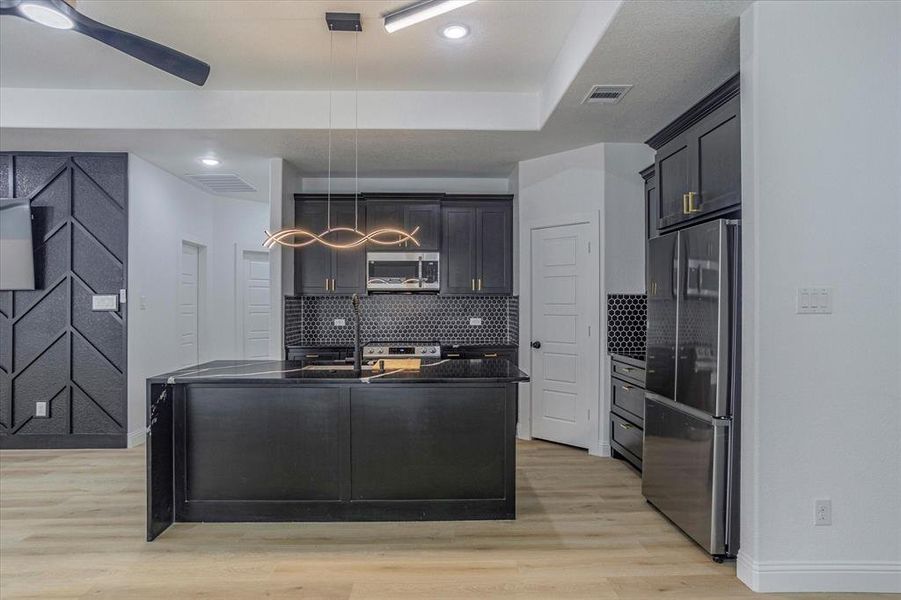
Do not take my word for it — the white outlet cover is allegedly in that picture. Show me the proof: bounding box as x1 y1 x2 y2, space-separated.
334 318 346 326
469 317 482 326
91 294 119 311
35 401 48 418
814 498 832 526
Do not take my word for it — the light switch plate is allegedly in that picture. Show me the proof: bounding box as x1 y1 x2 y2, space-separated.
469 318 482 326
796 287 833 314
35 401 48 418
91 294 119 311
334 318 346 326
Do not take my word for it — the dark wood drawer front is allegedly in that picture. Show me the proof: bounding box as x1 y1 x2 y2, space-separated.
612 361 645 384
612 379 645 423
612 413 643 461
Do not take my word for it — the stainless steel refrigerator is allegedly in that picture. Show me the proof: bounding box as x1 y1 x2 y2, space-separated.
643 218 741 559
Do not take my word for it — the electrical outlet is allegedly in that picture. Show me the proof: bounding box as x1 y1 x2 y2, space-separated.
334 318 346 327
469 317 482 326
35 401 48 418
815 499 832 526
797 287 833 314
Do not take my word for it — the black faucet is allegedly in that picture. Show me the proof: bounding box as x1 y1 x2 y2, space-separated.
352 293 362 373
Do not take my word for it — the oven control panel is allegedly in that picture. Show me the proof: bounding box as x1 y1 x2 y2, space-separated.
362 344 441 358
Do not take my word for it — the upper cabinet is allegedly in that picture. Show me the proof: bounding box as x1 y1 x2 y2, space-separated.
641 165 658 240
648 74 740 231
294 196 367 295
442 196 513 295
364 194 441 250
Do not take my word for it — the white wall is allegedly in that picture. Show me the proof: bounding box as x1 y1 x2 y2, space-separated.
604 144 653 293
516 142 650 455
738 1 901 593
268 158 298 359
127 155 268 445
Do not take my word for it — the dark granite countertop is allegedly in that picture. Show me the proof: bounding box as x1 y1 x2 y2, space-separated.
149 359 529 385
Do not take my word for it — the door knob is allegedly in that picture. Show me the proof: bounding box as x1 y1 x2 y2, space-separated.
531 341 541 349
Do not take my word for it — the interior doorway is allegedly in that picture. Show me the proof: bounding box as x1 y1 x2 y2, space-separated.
238 249 271 359
178 241 202 367
529 222 597 449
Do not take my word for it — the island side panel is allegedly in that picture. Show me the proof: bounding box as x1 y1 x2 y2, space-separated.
175 385 348 521
349 384 507 501
146 382 174 541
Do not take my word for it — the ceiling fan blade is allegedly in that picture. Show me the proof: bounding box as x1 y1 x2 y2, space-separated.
1 0 210 86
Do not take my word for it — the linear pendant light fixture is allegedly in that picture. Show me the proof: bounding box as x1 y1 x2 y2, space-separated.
265 12 420 251
384 0 477 34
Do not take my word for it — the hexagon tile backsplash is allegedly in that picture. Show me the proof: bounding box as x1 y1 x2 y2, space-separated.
285 295 518 346
606 294 647 355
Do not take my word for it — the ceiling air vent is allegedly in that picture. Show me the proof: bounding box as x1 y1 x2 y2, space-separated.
582 84 633 105
184 173 257 194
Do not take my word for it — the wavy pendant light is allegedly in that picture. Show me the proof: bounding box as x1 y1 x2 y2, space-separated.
265 13 419 251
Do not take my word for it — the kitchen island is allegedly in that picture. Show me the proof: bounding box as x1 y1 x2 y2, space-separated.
146 359 528 540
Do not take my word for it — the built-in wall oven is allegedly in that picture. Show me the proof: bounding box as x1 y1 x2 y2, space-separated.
366 251 440 292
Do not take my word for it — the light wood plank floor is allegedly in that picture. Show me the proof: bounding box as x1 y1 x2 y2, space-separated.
0 440 889 599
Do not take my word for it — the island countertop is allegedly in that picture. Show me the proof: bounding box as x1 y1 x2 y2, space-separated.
148 358 530 385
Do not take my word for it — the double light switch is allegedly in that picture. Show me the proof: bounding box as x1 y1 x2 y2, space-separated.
796 287 833 314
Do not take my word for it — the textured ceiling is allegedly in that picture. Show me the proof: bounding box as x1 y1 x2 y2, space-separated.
0 0 751 199
0 0 584 91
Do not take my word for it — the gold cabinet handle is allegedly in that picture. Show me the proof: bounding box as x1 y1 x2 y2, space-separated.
306 354 320 358
682 193 689 215
447 353 461 358
687 191 700 213
478 278 482 291
483 353 498 358
619 422 633 430
325 278 330 291
621 385 634 391
622 367 635 372
471 279 475 291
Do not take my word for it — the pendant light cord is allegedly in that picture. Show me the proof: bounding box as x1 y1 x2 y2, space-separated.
354 29 359 231
327 29 333 229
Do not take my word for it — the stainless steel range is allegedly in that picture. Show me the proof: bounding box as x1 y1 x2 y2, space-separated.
362 342 441 359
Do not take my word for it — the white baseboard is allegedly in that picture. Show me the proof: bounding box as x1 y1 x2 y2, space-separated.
737 551 901 593
516 423 532 440
127 429 146 448
589 442 611 458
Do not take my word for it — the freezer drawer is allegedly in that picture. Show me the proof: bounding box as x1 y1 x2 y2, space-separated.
642 395 730 555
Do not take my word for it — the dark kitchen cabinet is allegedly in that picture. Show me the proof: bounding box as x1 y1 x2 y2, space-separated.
364 194 441 250
442 197 513 295
294 197 366 295
442 204 477 294
443 346 518 363
648 75 740 232
609 355 647 472
641 165 658 240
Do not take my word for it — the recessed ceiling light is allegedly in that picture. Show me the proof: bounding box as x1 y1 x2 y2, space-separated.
19 3 74 29
200 157 220 167
442 24 469 40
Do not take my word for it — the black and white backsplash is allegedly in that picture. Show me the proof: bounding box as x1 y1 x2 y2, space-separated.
607 294 647 356
286 295 518 346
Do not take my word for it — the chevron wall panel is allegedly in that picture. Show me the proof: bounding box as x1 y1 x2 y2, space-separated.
0 153 128 449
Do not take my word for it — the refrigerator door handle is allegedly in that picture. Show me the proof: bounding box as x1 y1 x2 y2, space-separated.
644 392 729 427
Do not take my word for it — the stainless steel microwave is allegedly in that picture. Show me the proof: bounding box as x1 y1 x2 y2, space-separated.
366 251 440 292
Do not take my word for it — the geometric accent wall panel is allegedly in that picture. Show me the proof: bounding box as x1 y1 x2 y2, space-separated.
0 152 128 448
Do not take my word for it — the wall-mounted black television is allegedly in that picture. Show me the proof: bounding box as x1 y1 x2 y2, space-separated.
0 198 36 290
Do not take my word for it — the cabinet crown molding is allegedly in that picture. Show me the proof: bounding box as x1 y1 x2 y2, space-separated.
645 73 740 150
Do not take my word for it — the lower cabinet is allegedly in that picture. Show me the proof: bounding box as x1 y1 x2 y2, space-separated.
442 346 518 364
610 356 647 472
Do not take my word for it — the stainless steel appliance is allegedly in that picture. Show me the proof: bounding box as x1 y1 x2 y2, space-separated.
362 342 441 359
643 219 741 560
366 251 439 292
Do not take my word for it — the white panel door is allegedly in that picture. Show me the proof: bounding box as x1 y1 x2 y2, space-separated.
240 250 271 359
178 242 200 367
530 223 593 448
